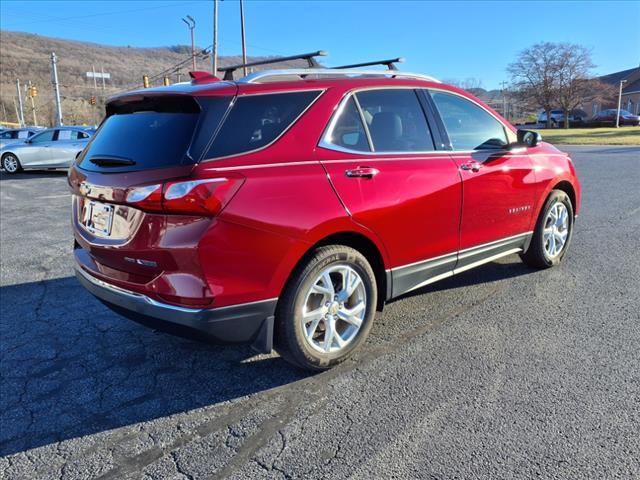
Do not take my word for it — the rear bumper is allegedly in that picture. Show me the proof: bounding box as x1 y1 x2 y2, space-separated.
75 265 277 352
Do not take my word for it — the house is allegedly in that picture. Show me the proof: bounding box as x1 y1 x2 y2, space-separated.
583 66 640 116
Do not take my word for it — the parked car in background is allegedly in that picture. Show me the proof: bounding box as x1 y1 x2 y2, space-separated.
584 109 640 127
1 126 93 173
69 63 581 371
537 110 587 127
0 127 43 149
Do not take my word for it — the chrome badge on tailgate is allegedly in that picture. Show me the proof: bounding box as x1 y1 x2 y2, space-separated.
81 200 114 237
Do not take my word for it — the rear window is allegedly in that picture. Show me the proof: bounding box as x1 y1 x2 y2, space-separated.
204 90 321 159
78 96 232 172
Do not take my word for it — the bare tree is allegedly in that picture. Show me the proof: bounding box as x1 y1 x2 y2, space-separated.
555 44 603 128
508 42 563 128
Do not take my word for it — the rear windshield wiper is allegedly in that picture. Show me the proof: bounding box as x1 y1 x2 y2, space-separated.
89 155 136 167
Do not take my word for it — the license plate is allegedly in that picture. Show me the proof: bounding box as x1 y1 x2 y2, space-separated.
83 201 113 237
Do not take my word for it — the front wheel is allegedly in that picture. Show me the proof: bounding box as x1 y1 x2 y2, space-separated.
275 245 377 371
2 154 22 174
521 190 574 268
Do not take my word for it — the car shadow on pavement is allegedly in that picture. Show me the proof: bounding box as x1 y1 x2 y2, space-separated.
0 276 310 457
0 259 533 456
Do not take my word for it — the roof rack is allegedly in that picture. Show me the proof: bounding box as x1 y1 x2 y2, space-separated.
332 57 405 71
239 68 441 84
218 50 328 80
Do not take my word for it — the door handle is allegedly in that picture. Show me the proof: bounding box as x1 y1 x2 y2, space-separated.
345 167 380 179
460 162 482 172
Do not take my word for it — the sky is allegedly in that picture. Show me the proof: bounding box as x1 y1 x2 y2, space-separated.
1 0 639 90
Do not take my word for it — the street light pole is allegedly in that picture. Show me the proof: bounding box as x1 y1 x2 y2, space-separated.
212 0 218 76
615 79 627 128
239 0 247 76
182 16 197 71
50 52 63 126
500 80 508 120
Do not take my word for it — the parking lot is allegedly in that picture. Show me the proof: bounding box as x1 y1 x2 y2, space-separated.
1 145 639 479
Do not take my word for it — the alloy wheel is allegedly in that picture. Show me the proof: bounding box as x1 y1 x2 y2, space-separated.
3 155 18 173
301 264 367 353
543 202 569 257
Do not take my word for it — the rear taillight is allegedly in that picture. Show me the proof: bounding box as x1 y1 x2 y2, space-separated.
125 175 244 216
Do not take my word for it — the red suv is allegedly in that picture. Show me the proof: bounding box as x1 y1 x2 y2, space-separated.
70 60 580 370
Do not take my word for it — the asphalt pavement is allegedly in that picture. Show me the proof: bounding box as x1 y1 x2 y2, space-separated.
1 145 639 479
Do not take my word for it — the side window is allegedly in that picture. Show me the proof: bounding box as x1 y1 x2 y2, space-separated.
430 91 508 150
323 97 370 152
30 130 55 143
205 91 321 159
355 89 434 152
0 132 13 139
57 130 73 141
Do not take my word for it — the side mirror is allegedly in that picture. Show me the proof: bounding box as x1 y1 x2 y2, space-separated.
25 139 32 144
516 129 541 148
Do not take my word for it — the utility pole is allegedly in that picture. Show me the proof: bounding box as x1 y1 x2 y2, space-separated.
50 52 63 126
616 79 627 128
27 81 37 126
15 79 25 127
500 80 508 120
182 15 196 71
239 0 247 76
212 0 218 76
91 65 98 90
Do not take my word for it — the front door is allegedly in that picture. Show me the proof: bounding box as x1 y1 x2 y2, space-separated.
317 88 462 298
428 90 537 269
18 130 55 167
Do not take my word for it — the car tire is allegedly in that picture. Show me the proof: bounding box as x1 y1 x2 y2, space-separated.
2 153 22 174
520 190 574 269
274 245 377 371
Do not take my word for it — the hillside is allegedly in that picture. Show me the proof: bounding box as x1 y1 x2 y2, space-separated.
0 31 304 126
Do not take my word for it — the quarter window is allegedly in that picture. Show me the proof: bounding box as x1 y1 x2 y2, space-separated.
205 91 321 159
355 89 434 152
324 97 370 152
430 91 508 150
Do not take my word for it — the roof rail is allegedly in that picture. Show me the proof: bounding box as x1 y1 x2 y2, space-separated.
238 68 441 84
332 57 405 71
218 50 328 81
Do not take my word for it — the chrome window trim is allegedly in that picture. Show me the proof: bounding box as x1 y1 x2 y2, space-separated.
200 89 326 163
318 87 439 156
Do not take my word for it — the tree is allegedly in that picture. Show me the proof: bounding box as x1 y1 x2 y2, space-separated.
555 44 612 128
508 42 563 128
508 42 605 129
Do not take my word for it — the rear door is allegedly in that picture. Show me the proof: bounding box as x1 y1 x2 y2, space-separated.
428 90 537 269
50 129 90 167
318 88 462 298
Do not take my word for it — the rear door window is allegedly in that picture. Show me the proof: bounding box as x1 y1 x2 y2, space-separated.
354 89 434 152
204 91 321 159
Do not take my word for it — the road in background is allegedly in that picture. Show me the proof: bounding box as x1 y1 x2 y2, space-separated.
1 146 639 479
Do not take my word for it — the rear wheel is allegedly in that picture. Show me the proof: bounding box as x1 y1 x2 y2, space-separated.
521 190 574 268
2 154 22 174
275 245 377 371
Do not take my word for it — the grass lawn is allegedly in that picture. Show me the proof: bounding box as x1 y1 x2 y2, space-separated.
533 127 640 145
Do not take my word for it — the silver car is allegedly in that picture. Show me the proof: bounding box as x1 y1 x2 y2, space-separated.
1 127 93 174
0 127 42 149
